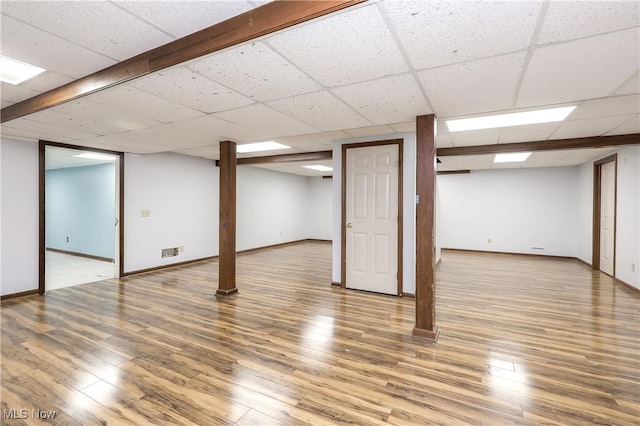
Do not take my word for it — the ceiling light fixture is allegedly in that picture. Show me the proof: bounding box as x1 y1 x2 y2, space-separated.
236 141 291 154
303 165 333 172
0 55 46 85
494 152 532 163
73 153 117 161
446 106 576 132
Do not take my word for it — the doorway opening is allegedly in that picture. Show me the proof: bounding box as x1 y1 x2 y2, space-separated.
592 154 617 276
39 141 124 293
341 139 403 295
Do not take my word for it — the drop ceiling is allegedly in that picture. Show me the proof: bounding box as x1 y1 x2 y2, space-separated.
1 0 638 175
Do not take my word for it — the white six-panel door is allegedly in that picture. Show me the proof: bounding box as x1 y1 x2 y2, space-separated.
345 144 399 295
600 160 616 276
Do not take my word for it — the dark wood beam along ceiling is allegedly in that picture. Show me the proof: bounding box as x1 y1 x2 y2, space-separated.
1 0 366 123
215 151 332 166
437 134 640 157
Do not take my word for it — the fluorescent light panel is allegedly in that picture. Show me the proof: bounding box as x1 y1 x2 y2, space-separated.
303 165 333 172
0 55 46 85
446 106 576 132
236 141 290 154
73 153 116 161
494 152 532 163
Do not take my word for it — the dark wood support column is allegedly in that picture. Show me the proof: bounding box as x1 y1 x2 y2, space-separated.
413 114 439 341
217 141 238 296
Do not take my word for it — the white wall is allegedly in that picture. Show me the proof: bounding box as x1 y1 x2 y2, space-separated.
439 167 580 257
306 176 333 240
612 146 640 289
237 166 308 251
1 137 39 296
332 133 417 294
124 153 317 273
124 153 219 273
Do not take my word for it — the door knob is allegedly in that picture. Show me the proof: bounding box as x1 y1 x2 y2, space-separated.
346 223 353 228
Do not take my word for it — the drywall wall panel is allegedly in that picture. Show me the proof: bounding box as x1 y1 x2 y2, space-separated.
46 163 116 259
439 167 580 257
1 137 39 296
237 166 308 251
613 146 639 288
306 176 332 240
124 152 218 273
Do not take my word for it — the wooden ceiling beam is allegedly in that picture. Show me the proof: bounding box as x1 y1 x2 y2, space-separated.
215 150 332 166
436 133 640 157
1 0 365 123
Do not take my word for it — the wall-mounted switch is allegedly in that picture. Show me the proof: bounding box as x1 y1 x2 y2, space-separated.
141 210 151 217
633 263 636 272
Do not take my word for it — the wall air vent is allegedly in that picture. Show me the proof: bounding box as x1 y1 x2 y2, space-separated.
162 247 179 258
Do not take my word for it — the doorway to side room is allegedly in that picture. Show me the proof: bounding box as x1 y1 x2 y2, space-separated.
41 143 123 292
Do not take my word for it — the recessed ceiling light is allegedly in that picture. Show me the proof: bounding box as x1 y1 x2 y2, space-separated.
446 106 576 132
236 141 290 154
303 165 333 172
494 152 532 163
0 55 46 85
73 153 116 161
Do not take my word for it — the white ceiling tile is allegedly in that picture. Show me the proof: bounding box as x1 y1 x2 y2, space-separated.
437 155 495 171
550 115 634 140
614 72 640 96
21 72 75 93
389 121 415 133
130 66 254 113
171 114 269 143
113 1 253 39
189 41 322 102
451 128 501 147
267 5 408 87
215 104 318 137
110 129 203 150
498 122 561 144
525 151 570 164
436 132 454 149
54 98 163 132
516 28 640 108
1 100 15 109
0 125 56 142
26 109 124 136
419 52 527 116
538 1 640 45
383 0 541 70
2 117 99 140
267 90 370 132
138 123 215 146
0 14 116 78
308 131 352 144
604 115 640 136
569 95 640 121
1 82 40 103
344 125 396 138
88 85 204 123
1 1 174 60
172 145 220 160
333 74 431 125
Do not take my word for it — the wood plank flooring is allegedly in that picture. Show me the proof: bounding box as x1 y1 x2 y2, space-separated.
2 242 639 425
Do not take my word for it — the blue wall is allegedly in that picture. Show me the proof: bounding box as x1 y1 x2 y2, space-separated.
46 163 116 259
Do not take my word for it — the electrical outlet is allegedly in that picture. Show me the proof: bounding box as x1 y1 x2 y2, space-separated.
487 238 492 244
180 245 184 253
633 263 636 272
141 209 150 217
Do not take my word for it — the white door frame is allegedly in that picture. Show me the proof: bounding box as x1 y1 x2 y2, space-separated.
341 139 403 295
592 154 617 275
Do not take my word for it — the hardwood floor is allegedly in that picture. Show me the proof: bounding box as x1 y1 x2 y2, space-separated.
2 242 639 425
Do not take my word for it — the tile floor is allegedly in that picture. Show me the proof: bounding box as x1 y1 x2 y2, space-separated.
45 251 115 291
